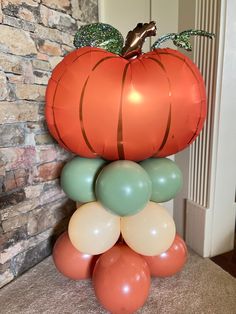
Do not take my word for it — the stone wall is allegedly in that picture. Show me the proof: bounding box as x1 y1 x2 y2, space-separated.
0 0 98 288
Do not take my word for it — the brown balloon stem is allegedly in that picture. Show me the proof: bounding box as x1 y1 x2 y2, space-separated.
121 21 157 59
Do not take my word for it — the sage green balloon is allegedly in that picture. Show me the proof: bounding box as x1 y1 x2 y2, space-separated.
95 161 152 216
140 158 183 203
60 157 106 203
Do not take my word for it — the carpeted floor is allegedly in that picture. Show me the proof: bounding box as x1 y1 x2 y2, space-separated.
0 250 236 314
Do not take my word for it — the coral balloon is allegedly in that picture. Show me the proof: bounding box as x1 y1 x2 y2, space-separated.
140 157 183 202
121 202 176 256
93 244 151 314
142 234 188 277
60 157 106 202
95 160 152 216
68 202 120 255
52 232 98 280
45 47 206 161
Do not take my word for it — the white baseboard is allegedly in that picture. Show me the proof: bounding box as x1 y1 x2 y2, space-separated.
186 200 213 257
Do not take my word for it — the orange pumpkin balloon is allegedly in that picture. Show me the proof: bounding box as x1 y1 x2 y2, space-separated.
46 47 206 161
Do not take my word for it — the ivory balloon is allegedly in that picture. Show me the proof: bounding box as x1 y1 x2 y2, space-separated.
121 202 176 256
68 202 120 255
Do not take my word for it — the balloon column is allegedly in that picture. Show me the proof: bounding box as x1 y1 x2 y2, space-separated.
47 21 214 313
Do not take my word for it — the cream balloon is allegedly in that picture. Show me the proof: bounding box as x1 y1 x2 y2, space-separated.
121 202 176 256
68 202 120 255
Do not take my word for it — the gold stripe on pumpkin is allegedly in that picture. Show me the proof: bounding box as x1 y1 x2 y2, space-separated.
156 50 206 143
117 63 130 159
52 49 105 151
144 56 172 156
79 55 120 156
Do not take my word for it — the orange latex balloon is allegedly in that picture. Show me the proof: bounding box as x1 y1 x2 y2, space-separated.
142 234 188 277
52 231 98 280
92 244 151 314
46 47 206 161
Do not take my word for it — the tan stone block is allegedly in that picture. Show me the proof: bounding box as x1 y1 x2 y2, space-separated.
0 199 38 221
3 171 17 192
2 0 38 8
7 74 24 84
2 214 28 233
24 132 36 146
0 146 36 172
40 4 59 27
41 0 70 12
27 206 56 236
0 53 19 73
49 56 63 69
0 4 3 24
0 25 37 56
40 4 77 32
3 169 29 192
22 61 35 84
36 145 57 163
39 180 65 205
15 83 46 101
35 24 73 47
24 184 44 199
0 101 38 123
0 242 23 264
0 123 25 147
0 71 9 101
71 0 82 20
36 52 49 61
0 228 52 264
37 161 64 181
0 52 25 74
35 133 55 145
33 70 50 85
37 39 62 56
27 198 73 237
32 59 51 71
18 6 35 22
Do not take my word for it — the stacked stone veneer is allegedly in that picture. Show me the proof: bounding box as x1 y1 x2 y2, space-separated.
0 0 98 288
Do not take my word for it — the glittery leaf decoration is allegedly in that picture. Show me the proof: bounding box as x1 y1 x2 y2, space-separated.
74 23 124 55
151 29 215 51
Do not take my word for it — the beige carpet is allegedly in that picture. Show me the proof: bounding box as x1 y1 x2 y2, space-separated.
0 250 236 314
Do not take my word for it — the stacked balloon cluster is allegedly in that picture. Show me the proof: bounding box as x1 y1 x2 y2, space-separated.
46 22 213 313
53 157 187 313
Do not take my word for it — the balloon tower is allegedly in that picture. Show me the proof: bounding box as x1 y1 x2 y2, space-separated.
46 22 214 313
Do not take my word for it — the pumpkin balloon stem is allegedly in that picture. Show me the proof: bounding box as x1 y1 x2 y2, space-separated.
151 29 215 51
122 21 157 59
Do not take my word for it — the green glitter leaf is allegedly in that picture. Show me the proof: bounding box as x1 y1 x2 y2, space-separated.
151 29 215 51
74 23 124 55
